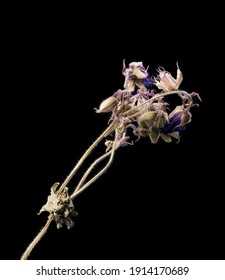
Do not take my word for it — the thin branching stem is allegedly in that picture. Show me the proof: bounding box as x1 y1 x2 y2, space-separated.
20 123 117 260
20 91 189 260
124 90 188 117
57 120 116 194
73 150 112 194
71 132 117 199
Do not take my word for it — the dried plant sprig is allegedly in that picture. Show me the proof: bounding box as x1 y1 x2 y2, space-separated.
21 60 201 260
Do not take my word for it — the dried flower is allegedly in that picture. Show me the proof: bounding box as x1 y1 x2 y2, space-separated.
138 111 157 129
21 60 200 260
122 60 152 94
157 106 192 143
154 64 183 92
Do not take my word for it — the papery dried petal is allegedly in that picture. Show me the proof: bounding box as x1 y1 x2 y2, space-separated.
180 110 192 126
176 64 183 87
154 64 183 92
169 131 180 141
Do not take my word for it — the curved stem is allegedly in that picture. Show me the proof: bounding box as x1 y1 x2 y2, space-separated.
21 215 54 260
71 134 117 200
124 91 188 117
57 121 116 194
129 106 150 119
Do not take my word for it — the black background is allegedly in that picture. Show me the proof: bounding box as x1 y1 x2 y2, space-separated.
1 3 223 260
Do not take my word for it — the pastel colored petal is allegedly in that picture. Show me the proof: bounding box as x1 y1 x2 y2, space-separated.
132 68 148 79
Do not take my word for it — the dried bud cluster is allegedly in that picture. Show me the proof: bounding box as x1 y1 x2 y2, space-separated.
39 182 78 229
97 61 200 146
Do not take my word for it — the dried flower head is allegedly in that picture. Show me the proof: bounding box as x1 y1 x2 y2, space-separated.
98 61 200 146
122 60 152 95
154 63 183 92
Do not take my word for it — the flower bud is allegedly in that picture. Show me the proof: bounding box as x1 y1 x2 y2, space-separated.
96 96 118 113
155 112 169 128
169 106 191 126
138 111 157 128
